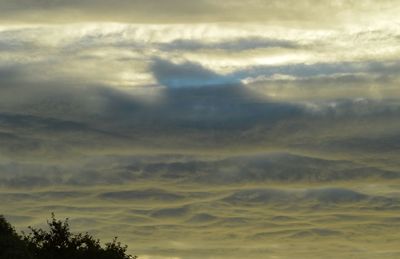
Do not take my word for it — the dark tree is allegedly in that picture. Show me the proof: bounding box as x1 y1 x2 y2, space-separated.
0 215 35 259
0 214 137 259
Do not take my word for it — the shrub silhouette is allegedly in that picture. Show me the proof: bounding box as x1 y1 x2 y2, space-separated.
0 214 137 259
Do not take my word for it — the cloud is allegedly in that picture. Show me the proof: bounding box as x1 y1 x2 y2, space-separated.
0 0 398 26
1 23 400 91
234 60 400 82
1 77 400 168
1 152 399 192
160 37 299 52
223 187 380 205
151 58 241 88
4 178 400 258
150 206 190 219
1 3 400 258
99 189 185 201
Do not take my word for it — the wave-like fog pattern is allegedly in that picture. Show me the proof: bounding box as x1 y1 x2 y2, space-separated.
2 154 400 258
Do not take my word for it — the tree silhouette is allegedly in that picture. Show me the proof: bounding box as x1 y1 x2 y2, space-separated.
0 214 137 259
0 215 34 259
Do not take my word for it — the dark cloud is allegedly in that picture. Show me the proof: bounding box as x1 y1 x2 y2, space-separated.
1 152 399 191
151 58 241 88
150 58 400 93
185 213 218 224
150 206 190 218
160 37 299 52
303 188 368 203
117 154 399 184
2 176 52 188
1 69 400 168
223 187 396 205
99 189 184 201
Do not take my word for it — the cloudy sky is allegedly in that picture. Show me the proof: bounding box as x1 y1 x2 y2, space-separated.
1 1 400 258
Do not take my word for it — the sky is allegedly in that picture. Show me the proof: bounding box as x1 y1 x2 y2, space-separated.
1 1 400 258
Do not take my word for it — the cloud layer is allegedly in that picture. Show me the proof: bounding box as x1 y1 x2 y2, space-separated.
1 1 400 258
1 0 399 26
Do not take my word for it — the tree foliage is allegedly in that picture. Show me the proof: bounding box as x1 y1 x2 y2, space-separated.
0 214 137 259
0 215 34 259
